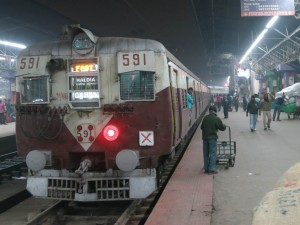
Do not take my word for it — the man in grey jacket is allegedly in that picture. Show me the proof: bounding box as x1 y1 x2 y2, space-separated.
260 93 275 130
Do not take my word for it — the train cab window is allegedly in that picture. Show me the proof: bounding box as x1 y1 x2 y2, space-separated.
119 71 155 101
21 77 49 104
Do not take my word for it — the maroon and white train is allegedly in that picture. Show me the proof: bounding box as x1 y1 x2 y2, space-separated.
16 24 211 201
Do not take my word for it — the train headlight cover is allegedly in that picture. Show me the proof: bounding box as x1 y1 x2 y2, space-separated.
116 150 139 172
103 125 119 141
26 150 47 172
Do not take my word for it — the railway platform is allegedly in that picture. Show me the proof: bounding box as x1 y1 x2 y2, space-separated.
146 108 300 225
0 122 15 138
0 122 16 155
145 120 213 225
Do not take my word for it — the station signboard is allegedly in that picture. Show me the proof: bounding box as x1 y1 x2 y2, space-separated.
255 74 265 80
241 0 295 16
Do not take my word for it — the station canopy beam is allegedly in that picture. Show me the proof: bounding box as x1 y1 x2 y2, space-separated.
251 25 300 73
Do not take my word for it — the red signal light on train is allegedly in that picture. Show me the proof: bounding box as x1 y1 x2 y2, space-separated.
103 125 119 141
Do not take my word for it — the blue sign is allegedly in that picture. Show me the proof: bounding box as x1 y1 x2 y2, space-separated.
241 0 295 16
255 74 265 80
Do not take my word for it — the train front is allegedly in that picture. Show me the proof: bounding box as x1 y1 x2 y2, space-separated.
15 25 171 201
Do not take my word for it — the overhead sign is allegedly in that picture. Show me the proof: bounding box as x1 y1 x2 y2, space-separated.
255 74 265 80
241 0 295 17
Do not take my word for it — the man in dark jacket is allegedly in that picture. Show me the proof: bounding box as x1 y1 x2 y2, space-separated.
273 92 286 121
246 95 259 132
201 105 227 174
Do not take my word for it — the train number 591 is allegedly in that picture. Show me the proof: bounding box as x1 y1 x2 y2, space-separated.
122 53 146 66
19 57 40 69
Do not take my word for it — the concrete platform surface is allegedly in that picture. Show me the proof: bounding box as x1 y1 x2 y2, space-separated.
0 122 15 138
146 124 213 225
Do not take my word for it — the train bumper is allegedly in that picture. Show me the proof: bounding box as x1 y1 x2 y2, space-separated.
26 169 157 201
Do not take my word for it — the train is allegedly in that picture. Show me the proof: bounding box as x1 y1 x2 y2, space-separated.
16 24 211 201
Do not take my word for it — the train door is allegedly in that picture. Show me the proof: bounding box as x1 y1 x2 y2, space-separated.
198 82 202 114
193 81 197 119
168 66 182 146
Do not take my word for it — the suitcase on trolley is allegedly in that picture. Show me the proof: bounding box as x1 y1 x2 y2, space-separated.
216 126 236 168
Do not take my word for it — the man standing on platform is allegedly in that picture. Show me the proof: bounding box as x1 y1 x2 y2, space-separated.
273 92 286 121
201 105 227 174
260 93 275 130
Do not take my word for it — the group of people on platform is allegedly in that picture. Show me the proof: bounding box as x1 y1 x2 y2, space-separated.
0 99 14 125
201 91 287 174
211 92 287 131
245 92 286 132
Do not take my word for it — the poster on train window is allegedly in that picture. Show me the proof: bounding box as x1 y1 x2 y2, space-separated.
241 0 295 17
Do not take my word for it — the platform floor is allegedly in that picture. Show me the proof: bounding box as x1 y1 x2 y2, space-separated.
145 120 213 225
146 108 300 225
0 122 15 138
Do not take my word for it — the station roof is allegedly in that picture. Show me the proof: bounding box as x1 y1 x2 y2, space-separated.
0 0 299 85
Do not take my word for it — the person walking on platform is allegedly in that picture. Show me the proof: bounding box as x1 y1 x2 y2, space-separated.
273 92 286 121
242 95 247 111
222 95 229 118
201 105 227 174
246 95 259 132
260 93 275 130
216 94 222 111
233 95 239 112
0 99 6 125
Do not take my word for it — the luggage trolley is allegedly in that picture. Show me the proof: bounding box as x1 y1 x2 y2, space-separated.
216 126 236 168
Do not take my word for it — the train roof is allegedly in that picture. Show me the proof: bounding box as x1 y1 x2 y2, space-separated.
19 33 201 82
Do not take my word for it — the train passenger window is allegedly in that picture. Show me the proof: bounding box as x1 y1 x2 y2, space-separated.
21 77 49 104
119 71 154 100
181 89 187 109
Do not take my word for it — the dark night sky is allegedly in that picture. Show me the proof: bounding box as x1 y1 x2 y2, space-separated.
34 0 211 82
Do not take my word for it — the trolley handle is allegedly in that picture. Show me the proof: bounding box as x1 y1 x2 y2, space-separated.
226 125 231 143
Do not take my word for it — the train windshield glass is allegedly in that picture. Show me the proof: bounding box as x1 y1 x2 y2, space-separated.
119 71 155 100
21 77 49 104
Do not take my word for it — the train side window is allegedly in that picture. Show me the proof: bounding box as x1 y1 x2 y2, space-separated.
119 71 155 101
21 77 49 104
181 89 187 109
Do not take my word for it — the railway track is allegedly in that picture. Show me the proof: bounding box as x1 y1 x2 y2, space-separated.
0 122 200 225
0 135 191 225
0 135 17 155
18 133 189 225
123 134 189 225
0 151 26 179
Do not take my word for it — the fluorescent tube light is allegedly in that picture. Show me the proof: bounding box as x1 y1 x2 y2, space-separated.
0 40 26 49
239 16 279 64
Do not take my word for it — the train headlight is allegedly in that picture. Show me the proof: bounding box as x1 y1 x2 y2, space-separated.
73 33 94 50
116 150 139 172
26 150 47 172
103 125 119 141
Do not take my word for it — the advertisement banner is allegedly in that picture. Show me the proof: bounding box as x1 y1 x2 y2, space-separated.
241 0 295 17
